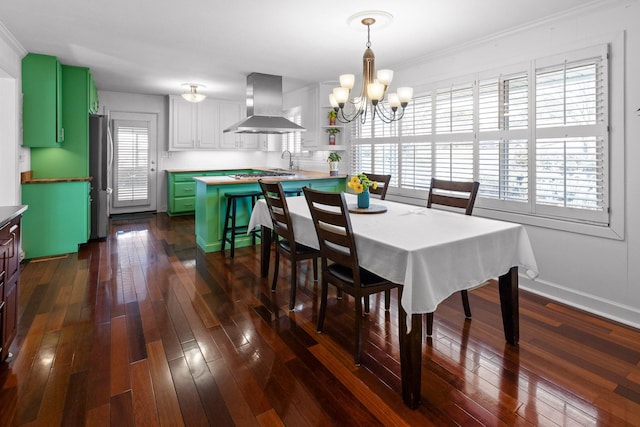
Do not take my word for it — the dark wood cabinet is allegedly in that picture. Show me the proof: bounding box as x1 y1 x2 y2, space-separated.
1 215 21 361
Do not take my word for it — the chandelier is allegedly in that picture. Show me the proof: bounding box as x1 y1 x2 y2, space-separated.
182 84 206 103
330 15 413 124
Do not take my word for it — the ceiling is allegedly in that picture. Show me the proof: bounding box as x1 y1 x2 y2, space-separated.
0 0 602 102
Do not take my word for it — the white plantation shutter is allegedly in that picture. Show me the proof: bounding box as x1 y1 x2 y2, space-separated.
351 144 372 175
477 73 529 208
433 85 474 184
113 120 149 207
478 139 528 201
536 136 605 210
401 95 432 136
479 75 528 131
435 85 474 134
372 143 399 186
434 141 473 181
534 50 608 223
401 142 432 190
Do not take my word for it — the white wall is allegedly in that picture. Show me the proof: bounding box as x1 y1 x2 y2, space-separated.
393 1 640 327
0 22 26 206
98 91 317 212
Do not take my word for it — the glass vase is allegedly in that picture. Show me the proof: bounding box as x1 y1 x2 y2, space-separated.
357 189 370 209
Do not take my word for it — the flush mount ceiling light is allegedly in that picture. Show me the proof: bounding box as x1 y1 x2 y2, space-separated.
181 83 206 103
330 12 413 124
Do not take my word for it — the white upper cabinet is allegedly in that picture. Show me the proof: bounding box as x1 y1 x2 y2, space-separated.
284 85 318 150
169 96 219 150
197 100 218 149
169 96 260 151
218 101 245 149
170 97 199 150
300 85 318 149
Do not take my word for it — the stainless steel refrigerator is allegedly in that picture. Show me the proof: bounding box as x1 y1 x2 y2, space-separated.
89 114 112 239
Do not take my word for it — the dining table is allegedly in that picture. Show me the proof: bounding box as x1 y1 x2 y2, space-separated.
248 192 538 408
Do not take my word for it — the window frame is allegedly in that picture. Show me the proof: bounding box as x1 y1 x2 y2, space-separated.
349 42 621 238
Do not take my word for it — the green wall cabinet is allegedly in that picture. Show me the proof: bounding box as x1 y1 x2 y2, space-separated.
30 65 92 179
88 71 98 114
21 53 64 147
21 182 90 259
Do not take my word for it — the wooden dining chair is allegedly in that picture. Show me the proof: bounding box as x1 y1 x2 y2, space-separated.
259 180 319 311
426 177 480 336
362 173 392 200
303 187 401 365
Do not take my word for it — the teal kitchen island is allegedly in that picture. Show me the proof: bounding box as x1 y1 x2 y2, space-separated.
193 169 346 253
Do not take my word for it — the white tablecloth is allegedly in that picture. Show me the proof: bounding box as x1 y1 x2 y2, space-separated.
249 193 538 316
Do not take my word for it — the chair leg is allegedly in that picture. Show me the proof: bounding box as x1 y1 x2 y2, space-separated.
316 280 329 333
271 249 280 292
289 259 297 311
230 198 237 258
461 290 472 318
426 312 434 336
337 289 343 299
354 294 363 365
384 289 391 310
364 296 370 313
312 257 318 282
221 197 232 253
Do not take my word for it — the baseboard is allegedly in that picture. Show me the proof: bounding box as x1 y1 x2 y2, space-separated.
520 275 640 330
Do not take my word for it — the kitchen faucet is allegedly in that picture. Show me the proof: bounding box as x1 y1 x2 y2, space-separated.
281 150 294 170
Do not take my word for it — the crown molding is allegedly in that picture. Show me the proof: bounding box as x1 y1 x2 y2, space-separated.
398 0 628 69
0 19 27 57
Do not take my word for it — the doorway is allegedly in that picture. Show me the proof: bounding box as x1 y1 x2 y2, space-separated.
109 111 158 214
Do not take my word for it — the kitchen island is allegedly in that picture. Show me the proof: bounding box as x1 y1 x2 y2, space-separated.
192 169 346 253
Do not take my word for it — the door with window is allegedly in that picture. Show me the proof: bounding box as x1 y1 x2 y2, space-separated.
109 112 158 214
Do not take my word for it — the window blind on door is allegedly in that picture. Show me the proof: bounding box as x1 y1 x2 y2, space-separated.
113 121 149 205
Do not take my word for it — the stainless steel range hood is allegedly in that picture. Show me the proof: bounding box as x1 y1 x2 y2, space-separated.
223 72 306 134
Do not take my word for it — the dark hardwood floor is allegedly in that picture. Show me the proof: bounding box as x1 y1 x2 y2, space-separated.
1 213 639 426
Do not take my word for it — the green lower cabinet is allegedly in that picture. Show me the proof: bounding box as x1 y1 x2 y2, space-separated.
166 170 247 216
21 181 90 259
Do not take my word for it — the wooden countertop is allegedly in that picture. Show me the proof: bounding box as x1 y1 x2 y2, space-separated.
21 171 92 184
193 169 347 185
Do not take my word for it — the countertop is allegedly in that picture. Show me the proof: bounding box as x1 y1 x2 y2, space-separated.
21 171 92 184
193 169 346 185
0 205 28 226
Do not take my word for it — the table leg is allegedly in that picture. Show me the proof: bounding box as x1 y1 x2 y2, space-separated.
399 306 422 408
260 225 272 278
498 266 519 345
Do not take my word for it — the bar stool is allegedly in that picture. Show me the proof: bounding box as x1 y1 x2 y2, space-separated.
283 187 302 197
221 190 263 258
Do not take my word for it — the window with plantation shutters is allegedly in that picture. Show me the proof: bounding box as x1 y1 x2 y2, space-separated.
113 120 150 207
349 44 609 226
533 49 608 223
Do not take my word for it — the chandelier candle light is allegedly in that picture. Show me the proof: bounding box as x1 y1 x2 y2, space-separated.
330 13 413 124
